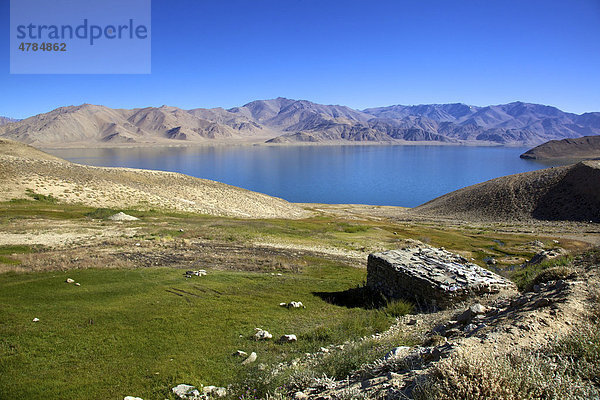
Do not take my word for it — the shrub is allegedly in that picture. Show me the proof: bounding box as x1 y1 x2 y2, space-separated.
384 299 414 318
24 189 58 203
414 346 599 400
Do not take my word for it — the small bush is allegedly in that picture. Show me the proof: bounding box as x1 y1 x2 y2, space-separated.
529 266 576 288
415 342 600 400
511 255 573 291
384 299 414 318
24 189 58 204
85 208 117 219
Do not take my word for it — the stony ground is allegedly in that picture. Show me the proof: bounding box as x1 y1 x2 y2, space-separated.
286 260 599 399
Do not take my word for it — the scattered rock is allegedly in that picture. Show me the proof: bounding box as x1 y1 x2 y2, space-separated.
294 392 309 400
278 334 297 343
66 278 75 283
384 346 411 361
203 386 227 397
241 352 257 365
184 270 207 278
232 350 247 357
124 397 144 400
406 318 419 325
280 301 305 309
457 303 487 323
254 328 272 340
527 248 568 266
32 317 39 322
75 282 81 286
172 384 201 399
108 212 139 221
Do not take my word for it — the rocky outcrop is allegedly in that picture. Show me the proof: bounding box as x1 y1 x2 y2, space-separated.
367 247 516 309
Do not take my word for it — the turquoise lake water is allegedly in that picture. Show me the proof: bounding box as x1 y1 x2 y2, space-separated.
47 145 556 207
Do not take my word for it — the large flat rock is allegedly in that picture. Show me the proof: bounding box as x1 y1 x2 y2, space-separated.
367 247 516 309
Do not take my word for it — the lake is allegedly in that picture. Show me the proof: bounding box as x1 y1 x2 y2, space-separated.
46 145 554 207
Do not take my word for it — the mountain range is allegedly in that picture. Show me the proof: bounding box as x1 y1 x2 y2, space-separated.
1 98 599 146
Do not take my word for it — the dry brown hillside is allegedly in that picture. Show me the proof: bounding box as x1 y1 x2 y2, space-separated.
413 161 600 222
0 139 309 219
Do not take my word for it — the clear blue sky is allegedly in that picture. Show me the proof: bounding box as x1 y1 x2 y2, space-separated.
1 0 600 119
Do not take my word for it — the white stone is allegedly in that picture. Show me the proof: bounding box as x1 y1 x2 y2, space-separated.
66 278 75 283
124 397 144 400
32 317 39 322
254 328 272 340
241 352 257 365
203 386 227 397
279 334 297 342
172 384 201 399
75 283 81 286
108 212 139 221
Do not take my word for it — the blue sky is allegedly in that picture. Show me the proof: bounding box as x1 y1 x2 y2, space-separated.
1 0 600 119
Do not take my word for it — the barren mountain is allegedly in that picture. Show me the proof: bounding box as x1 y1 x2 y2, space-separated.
413 161 600 222
0 116 18 126
521 135 600 160
0 104 269 146
2 99 599 146
0 139 308 219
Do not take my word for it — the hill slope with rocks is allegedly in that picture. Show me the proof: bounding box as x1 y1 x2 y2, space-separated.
521 135 600 160
0 139 308 219
413 161 600 222
2 99 599 147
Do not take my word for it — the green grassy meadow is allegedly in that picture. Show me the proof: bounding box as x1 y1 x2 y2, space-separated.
0 199 582 399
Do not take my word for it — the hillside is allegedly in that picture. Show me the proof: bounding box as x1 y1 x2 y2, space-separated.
1 99 599 147
0 116 18 126
0 139 308 219
521 135 600 160
413 161 600 222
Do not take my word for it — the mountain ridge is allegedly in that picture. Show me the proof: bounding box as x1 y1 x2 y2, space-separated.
2 98 599 147
521 135 600 161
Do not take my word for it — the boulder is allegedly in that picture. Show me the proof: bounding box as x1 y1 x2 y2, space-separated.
367 247 516 309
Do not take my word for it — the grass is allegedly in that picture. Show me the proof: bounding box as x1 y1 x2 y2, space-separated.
0 261 399 400
510 255 575 291
0 245 35 265
0 200 583 399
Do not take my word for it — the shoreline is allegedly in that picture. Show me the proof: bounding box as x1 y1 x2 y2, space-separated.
37 139 527 150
